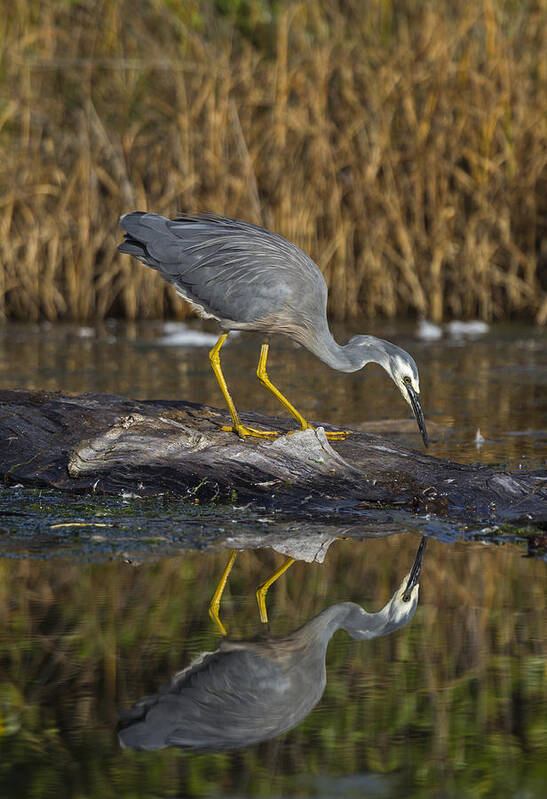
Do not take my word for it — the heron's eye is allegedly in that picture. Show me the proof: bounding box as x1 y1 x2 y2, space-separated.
403 376 412 385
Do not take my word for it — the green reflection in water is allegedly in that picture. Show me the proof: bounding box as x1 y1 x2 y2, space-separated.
0 536 545 798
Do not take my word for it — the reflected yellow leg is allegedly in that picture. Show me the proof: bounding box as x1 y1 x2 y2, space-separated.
257 344 349 440
208 550 238 636
256 557 296 624
208 334 278 438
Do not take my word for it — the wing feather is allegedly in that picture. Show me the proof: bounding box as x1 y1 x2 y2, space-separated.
117 647 295 750
119 212 327 328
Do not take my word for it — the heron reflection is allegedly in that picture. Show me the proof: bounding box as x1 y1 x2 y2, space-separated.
117 537 426 751
209 529 337 634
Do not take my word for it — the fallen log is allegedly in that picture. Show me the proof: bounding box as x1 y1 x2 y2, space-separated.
1 389 545 526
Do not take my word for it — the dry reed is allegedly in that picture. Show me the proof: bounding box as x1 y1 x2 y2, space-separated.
0 0 545 323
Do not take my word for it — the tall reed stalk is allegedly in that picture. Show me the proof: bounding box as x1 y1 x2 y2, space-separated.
0 0 545 322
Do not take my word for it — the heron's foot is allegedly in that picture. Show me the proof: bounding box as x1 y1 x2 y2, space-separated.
255 557 296 624
286 424 350 440
323 430 350 440
208 602 228 636
208 550 237 636
221 424 280 438
220 423 349 440
256 584 270 624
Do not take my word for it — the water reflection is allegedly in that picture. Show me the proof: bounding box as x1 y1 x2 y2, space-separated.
117 539 426 751
209 530 338 634
0 535 544 798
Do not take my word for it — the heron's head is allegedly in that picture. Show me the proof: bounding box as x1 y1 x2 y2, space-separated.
383 342 428 447
348 336 428 446
328 537 427 642
385 536 427 627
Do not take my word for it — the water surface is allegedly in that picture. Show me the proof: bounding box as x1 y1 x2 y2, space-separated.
0 321 545 797
2 320 546 467
0 535 545 798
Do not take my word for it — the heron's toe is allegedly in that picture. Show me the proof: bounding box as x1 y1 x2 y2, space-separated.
324 430 351 440
221 424 281 438
284 426 349 440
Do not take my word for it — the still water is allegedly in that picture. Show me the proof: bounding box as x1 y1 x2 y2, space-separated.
2 319 546 467
0 321 546 797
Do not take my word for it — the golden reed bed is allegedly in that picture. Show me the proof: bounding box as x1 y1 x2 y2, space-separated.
0 0 545 323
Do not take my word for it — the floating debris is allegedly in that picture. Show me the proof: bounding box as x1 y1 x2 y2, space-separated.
76 326 95 338
157 322 219 347
447 320 489 338
49 522 113 529
416 319 489 340
416 319 442 340
156 323 242 347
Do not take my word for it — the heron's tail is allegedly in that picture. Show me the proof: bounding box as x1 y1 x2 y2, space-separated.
116 695 164 750
117 212 168 271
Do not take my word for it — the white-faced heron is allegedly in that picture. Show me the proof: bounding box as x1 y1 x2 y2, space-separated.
117 537 426 751
118 213 428 445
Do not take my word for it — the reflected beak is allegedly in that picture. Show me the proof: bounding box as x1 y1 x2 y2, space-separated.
402 537 427 601
407 385 429 447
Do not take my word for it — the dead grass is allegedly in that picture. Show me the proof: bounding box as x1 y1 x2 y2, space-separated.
0 0 545 322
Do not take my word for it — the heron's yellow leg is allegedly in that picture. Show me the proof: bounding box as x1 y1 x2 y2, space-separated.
257 344 350 440
256 557 296 624
208 550 238 635
208 334 278 438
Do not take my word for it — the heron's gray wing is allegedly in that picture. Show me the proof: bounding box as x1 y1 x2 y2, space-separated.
117 646 316 751
119 212 327 326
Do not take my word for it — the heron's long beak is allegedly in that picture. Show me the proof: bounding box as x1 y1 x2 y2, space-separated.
402 536 427 601
407 385 429 447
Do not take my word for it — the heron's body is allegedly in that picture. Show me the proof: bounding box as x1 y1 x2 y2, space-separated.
117 538 426 751
119 212 428 443
120 213 351 369
118 601 417 751
118 630 326 750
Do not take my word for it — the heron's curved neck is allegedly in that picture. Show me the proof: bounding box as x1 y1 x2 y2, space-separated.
304 599 414 647
305 330 390 374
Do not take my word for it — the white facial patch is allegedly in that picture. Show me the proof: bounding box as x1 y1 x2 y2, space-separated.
389 582 419 624
392 354 420 395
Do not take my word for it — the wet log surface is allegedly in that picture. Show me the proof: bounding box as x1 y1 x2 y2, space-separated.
1 389 545 527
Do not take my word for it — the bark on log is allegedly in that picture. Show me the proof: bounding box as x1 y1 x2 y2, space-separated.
1 389 545 526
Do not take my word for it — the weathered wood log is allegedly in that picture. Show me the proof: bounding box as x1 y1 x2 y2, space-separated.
1 389 545 526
